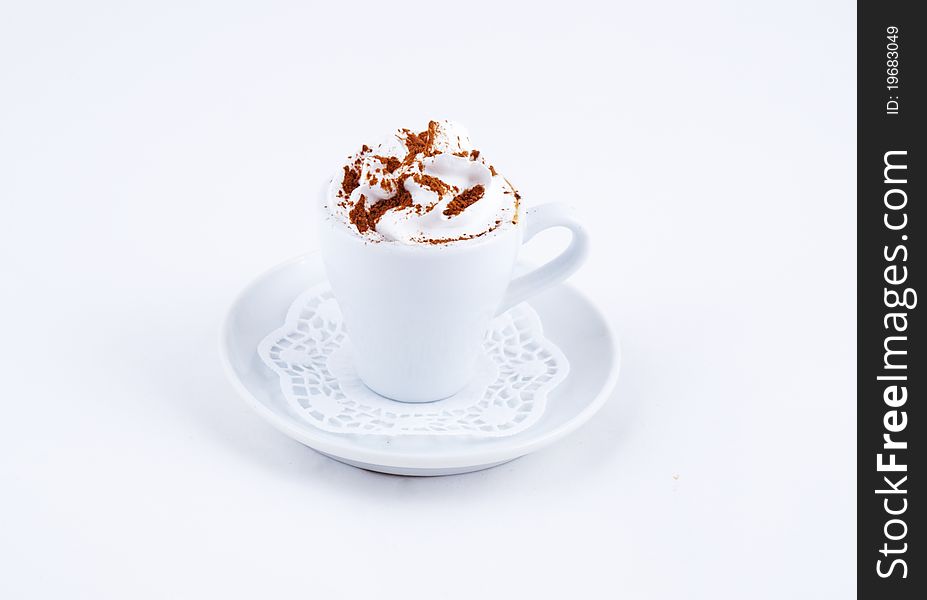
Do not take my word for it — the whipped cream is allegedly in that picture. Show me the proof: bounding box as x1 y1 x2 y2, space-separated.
326 120 520 244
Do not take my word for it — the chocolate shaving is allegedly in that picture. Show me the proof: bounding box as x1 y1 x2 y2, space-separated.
469 149 480 160
443 185 485 217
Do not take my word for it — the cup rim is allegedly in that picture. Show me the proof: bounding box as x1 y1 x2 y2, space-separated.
318 179 525 253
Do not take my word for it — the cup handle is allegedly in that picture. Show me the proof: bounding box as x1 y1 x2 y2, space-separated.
496 203 590 315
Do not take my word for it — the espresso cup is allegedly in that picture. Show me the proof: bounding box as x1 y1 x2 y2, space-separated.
318 198 589 403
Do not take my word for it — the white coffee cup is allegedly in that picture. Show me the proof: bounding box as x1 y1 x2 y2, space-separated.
319 197 589 403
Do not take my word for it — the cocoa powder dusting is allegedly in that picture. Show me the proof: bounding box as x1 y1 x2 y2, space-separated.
414 218 504 244
418 235 479 245
348 185 415 234
367 184 413 229
443 185 485 217
341 166 361 196
413 173 451 196
375 155 402 173
400 120 439 164
341 122 515 238
349 195 370 233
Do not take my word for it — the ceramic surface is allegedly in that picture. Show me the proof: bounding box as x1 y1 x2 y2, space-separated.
220 253 619 476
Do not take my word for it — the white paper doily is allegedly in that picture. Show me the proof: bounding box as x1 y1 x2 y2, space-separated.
258 284 569 437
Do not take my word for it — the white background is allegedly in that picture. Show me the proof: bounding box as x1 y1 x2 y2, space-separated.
1 1 856 598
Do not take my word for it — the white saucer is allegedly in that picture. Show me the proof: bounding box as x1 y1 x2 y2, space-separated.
220 253 620 476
